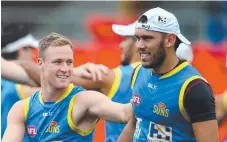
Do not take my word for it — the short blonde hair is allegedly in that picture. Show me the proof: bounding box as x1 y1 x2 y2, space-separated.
38 32 73 59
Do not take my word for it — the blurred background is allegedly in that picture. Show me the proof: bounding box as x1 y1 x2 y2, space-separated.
1 1 227 141
2 1 227 41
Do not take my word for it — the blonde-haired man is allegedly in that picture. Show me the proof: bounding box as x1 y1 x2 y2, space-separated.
3 33 132 142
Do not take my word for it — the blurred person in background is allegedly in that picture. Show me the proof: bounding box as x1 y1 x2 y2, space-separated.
71 20 141 142
118 7 218 142
1 26 41 139
2 34 38 61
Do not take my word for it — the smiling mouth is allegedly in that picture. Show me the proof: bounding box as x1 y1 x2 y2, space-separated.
56 75 68 79
140 53 151 58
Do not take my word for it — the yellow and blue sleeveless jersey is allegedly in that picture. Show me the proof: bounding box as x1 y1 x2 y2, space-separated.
105 62 141 142
131 61 207 142
24 84 97 142
1 78 27 138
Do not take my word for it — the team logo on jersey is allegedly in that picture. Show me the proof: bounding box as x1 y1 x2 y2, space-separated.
148 83 157 90
153 102 169 117
27 125 37 137
46 121 60 133
132 94 141 105
43 112 53 117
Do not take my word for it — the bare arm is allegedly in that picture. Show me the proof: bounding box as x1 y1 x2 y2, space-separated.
1 57 37 86
118 112 137 142
215 91 227 123
192 120 219 142
2 100 26 142
78 91 132 123
17 60 41 86
71 63 114 93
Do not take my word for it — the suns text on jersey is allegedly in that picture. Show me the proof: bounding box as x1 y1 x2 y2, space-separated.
46 121 60 133
153 103 169 117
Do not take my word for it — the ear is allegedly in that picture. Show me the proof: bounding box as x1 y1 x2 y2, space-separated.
38 58 44 71
165 34 176 48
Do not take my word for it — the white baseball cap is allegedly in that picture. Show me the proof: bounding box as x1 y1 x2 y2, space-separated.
2 34 38 53
176 43 194 63
136 7 191 45
112 21 137 36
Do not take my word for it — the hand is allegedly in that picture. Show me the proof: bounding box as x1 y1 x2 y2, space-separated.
73 62 109 82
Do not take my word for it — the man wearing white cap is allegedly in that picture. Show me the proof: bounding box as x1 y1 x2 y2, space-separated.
113 20 194 63
119 7 218 142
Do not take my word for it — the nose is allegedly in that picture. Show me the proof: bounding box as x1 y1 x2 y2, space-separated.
60 62 69 73
136 39 146 50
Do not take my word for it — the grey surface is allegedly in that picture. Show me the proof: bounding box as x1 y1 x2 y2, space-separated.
1 1 216 42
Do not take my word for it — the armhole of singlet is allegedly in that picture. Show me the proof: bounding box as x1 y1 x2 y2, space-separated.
24 97 31 121
179 75 208 121
131 64 142 89
16 84 26 100
67 95 100 136
106 67 121 99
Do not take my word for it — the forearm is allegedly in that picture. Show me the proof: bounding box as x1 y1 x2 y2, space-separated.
118 115 136 142
1 58 37 86
71 65 113 91
17 60 41 86
118 128 134 142
86 91 130 123
71 76 101 90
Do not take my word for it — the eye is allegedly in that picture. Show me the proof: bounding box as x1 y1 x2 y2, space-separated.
142 36 153 41
53 60 61 65
67 60 73 65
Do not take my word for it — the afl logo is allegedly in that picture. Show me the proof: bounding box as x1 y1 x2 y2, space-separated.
27 125 37 137
132 94 141 105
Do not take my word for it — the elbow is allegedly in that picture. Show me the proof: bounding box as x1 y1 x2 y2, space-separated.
120 115 128 124
123 112 131 123
122 105 132 123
